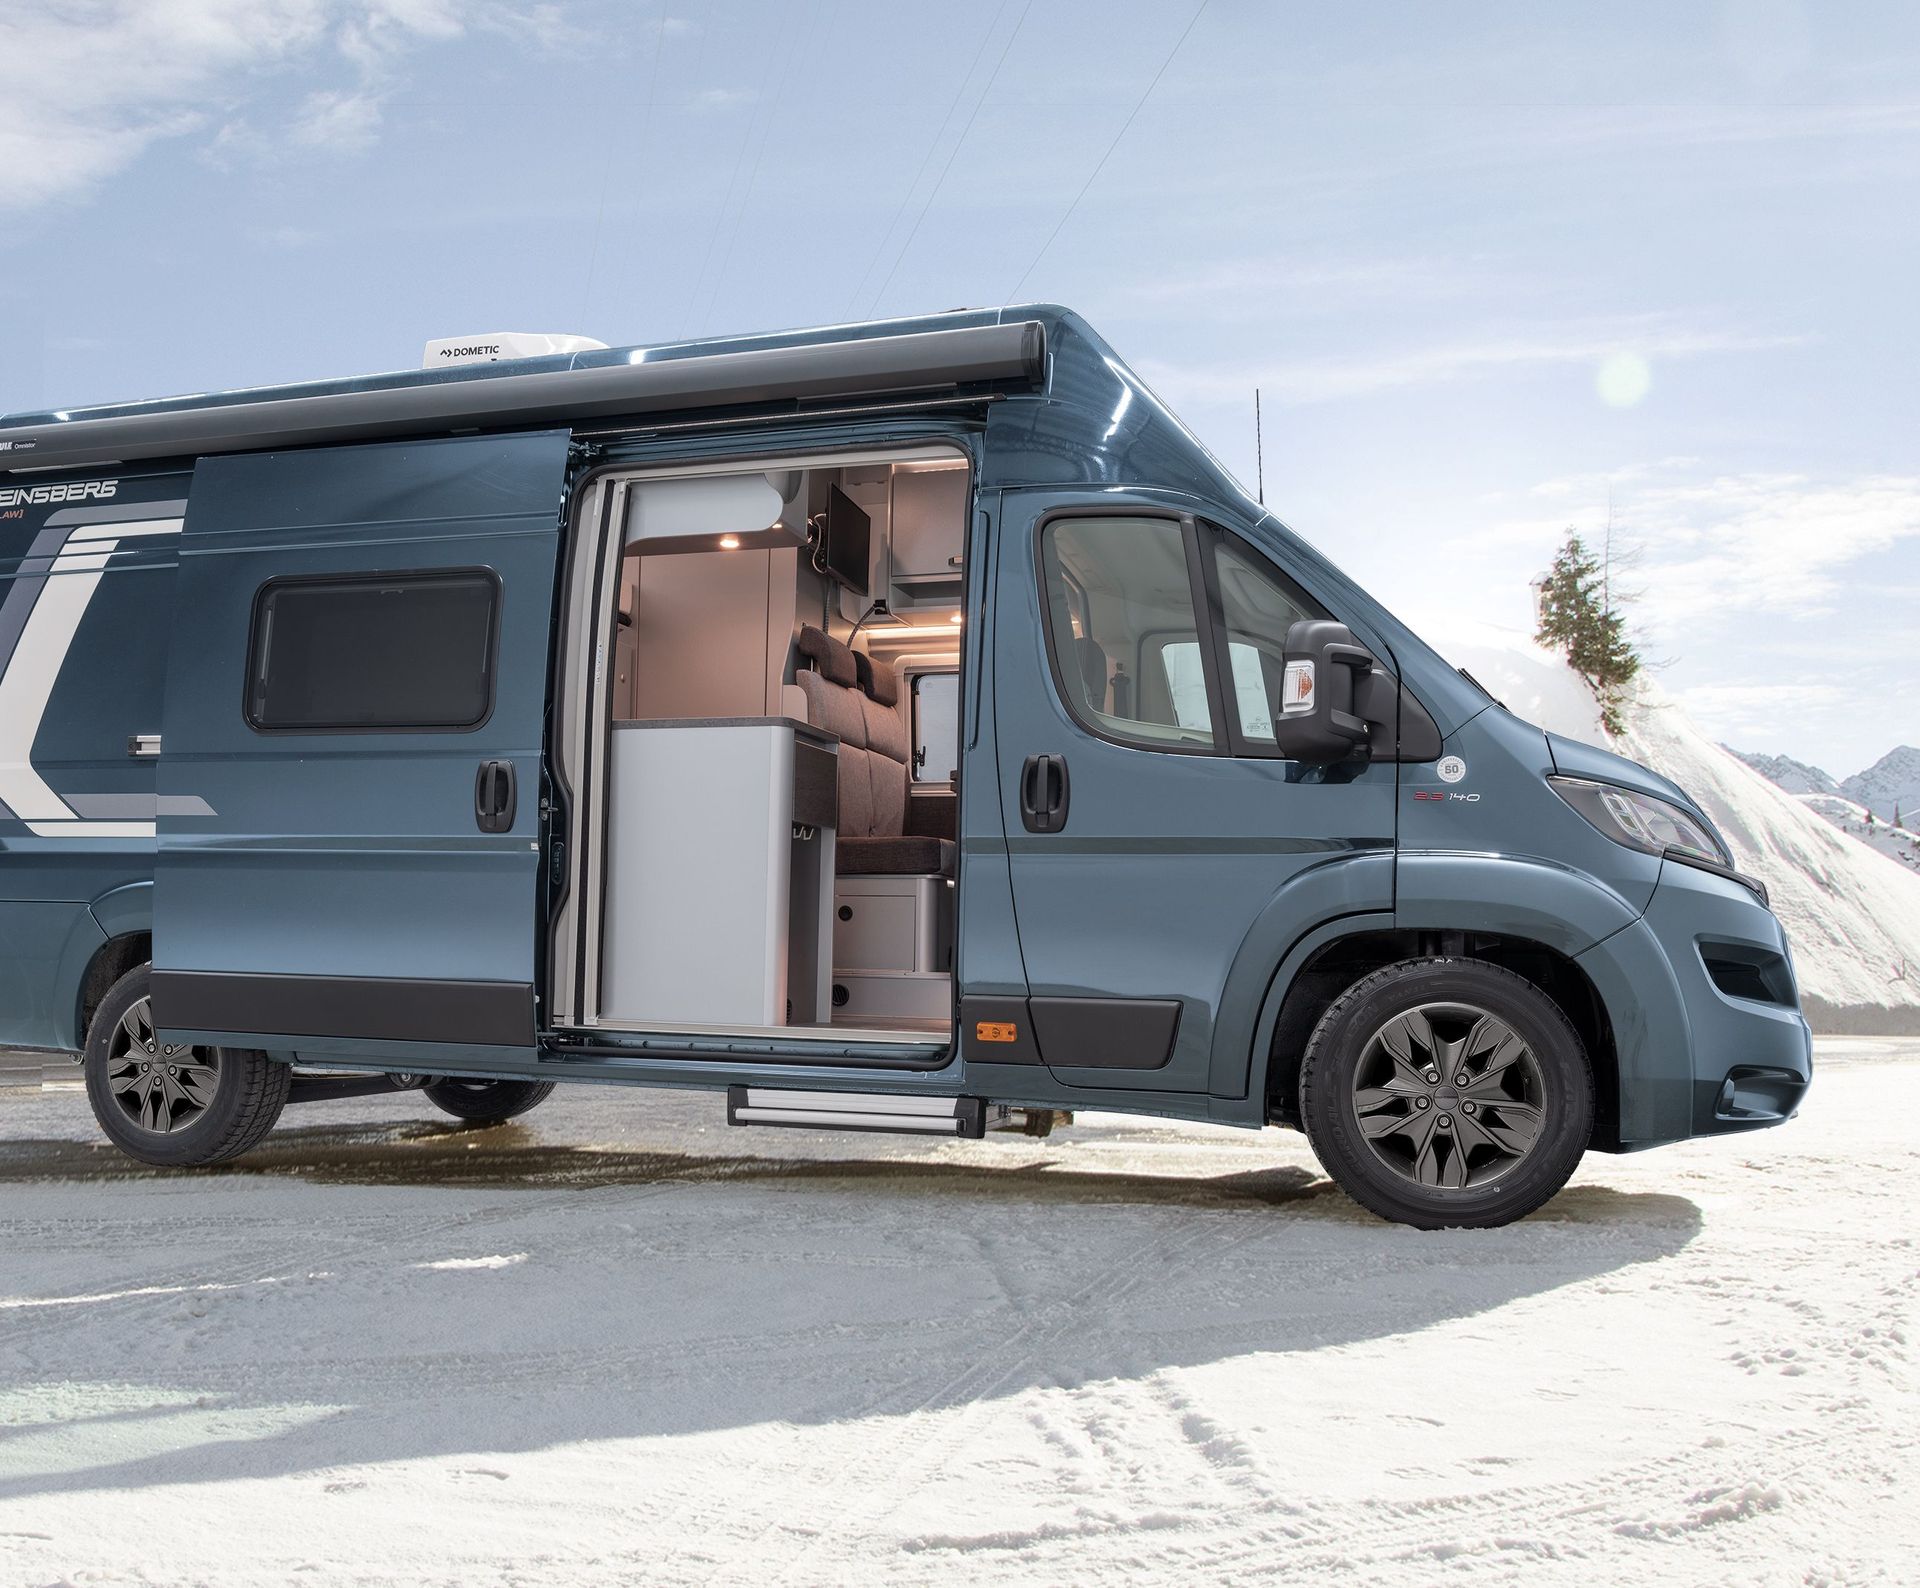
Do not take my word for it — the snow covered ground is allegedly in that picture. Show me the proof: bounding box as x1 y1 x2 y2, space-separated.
3 1052 1915 1587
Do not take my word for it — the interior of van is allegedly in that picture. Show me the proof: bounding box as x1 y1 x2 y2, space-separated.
547 446 970 1051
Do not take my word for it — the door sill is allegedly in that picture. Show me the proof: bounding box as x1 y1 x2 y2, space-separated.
548 1020 954 1070
586 1016 948 1046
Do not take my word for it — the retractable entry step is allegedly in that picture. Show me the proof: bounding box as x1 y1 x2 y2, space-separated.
727 1086 993 1138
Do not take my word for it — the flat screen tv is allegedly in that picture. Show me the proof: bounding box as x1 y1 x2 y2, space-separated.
823 485 871 595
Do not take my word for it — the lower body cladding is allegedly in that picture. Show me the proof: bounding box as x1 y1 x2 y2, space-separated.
726 1085 996 1137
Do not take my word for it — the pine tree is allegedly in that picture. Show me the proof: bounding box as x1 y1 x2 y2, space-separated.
1535 529 1642 735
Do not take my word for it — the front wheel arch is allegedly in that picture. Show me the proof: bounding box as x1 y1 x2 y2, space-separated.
1255 927 1619 1148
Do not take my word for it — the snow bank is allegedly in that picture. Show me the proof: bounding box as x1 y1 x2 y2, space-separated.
1417 619 1920 1018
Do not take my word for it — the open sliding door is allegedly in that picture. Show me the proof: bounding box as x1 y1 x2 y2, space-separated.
151 430 572 1058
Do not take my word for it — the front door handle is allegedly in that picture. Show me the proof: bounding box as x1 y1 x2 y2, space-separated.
475 760 517 833
1019 753 1070 834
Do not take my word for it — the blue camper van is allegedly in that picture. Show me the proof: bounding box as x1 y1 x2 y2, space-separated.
0 307 1810 1227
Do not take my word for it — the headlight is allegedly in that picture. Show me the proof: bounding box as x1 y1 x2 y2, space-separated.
1548 776 1728 867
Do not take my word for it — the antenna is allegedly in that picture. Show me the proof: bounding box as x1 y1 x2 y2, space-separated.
1254 387 1265 505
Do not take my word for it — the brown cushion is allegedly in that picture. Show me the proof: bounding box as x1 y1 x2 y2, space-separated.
796 624 857 688
854 651 899 706
837 835 955 878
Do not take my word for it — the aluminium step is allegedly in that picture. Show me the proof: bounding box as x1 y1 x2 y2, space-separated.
726 1086 997 1138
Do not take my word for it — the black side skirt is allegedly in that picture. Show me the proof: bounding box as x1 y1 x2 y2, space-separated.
150 971 537 1048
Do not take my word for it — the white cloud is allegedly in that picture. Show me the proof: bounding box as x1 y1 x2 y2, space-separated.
1681 681 1850 728
1631 473 1920 621
688 87 757 111
1483 464 1920 641
0 0 575 208
290 88 386 152
1139 316 1805 406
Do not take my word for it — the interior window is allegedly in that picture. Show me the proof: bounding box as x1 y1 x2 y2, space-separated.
911 671 959 782
247 571 496 731
1039 515 1214 748
1207 532 1324 749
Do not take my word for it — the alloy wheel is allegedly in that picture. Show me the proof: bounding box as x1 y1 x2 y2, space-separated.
106 996 220 1135
1349 1001 1545 1190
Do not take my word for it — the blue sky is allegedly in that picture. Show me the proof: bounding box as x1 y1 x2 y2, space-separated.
2 0 1915 772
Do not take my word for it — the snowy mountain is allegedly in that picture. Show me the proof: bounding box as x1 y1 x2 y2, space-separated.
1729 749 1839 797
1840 745 1920 824
1730 746 1920 872
1796 794 1920 873
1420 620 1920 1030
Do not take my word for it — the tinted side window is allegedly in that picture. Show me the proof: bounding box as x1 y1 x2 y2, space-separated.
248 572 498 731
1208 532 1325 749
1039 515 1214 749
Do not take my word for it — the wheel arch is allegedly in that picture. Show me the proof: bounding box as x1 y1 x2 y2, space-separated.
1253 927 1624 1150
73 881 154 1053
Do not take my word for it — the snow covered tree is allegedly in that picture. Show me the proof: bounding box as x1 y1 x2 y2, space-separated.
1535 530 1642 734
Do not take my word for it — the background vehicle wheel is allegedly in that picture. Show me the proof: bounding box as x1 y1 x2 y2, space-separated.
424 1077 556 1123
1298 957 1594 1229
83 964 290 1167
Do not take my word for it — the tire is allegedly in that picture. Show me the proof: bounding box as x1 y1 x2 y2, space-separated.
83 964 290 1167
423 1077 557 1124
1298 957 1594 1229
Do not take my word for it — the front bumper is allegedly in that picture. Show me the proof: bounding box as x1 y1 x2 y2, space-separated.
1577 858 1812 1148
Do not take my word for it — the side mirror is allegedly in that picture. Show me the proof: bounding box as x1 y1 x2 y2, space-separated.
1272 620 1388 765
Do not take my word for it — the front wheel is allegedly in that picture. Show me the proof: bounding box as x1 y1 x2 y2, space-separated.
1298 957 1594 1229
83 965 290 1167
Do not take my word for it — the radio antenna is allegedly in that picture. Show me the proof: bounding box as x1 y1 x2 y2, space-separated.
1254 387 1265 505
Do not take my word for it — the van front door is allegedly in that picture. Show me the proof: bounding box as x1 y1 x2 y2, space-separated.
151 431 571 1059
993 494 1397 1095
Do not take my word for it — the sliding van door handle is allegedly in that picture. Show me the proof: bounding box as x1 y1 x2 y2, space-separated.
475 760 517 833
1019 753 1070 834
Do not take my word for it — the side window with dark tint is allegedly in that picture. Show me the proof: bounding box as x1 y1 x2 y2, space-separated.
247 571 498 731
1206 532 1324 749
1039 515 1215 749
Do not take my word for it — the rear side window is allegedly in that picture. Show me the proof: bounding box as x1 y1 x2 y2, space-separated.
247 571 498 731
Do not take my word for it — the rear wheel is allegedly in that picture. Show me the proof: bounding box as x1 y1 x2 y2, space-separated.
424 1077 556 1124
1298 957 1593 1229
83 964 290 1167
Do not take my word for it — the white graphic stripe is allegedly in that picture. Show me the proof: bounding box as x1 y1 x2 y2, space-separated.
0 515 183 837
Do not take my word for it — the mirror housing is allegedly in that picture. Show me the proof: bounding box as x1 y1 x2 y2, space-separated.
1272 620 1392 765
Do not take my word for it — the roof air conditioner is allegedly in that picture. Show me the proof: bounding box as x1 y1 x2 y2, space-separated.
422 332 608 368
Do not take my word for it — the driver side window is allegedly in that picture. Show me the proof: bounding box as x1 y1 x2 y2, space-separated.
1036 512 1327 758
1039 515 1215 751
